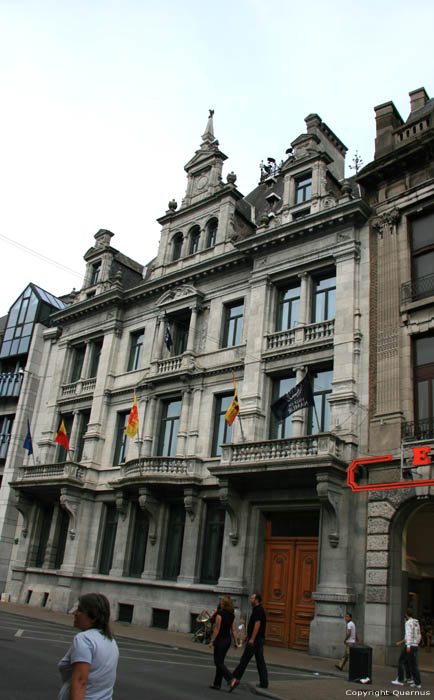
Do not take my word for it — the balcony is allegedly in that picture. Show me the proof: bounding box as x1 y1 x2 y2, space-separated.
402 418 434 442
0 371 23 398
401 273 434 304
12 462 86 488
61 378 97 398
115 456 204 486
265 320 335 353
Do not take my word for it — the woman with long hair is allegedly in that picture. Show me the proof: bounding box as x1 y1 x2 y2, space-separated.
58 592 119 700
209 595 238 690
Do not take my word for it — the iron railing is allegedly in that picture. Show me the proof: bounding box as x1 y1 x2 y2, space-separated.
401 273 434 304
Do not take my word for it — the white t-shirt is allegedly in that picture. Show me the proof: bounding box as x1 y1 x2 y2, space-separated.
346 620 356 644
58 627 119 700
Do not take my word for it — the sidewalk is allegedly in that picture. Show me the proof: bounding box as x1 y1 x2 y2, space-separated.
1 601 433 700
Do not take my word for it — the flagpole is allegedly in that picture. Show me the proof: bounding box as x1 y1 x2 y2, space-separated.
237 413 246 442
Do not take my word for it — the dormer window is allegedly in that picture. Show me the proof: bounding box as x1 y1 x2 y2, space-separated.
295 174 312 204
206 218 218 248
90 262 101 286
189 225 201 255
172 232 183 261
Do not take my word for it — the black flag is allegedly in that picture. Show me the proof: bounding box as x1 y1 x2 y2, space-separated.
164 321 173 351
271 375 314 422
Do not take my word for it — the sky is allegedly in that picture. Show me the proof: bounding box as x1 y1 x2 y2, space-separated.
0 0 433 312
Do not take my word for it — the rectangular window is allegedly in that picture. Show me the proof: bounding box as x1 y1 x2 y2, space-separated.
163 504 185 580
54 508 69 569
56 414 73 462
212 394 234 456
127 330 145 371
200 503 225 584
74 411 90 462
113 412 129 465
222 301 244 348
277 286 300 331
99 503 118 574
90 262 101 286
158 399 181 456
35 505 53 568
128 505 148 578
0 415 14 460
307 369 333 434
88 339 103 378
70 345 85 382
295 174 312 204
313 275 336 322
410 212 434 299
270 376 296 439
413 334 434 439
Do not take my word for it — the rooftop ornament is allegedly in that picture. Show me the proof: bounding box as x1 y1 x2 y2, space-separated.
259 157 282 181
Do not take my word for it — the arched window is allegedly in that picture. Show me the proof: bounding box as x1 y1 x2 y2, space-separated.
172 232 183 261
189 225 201 255
206 218 218 248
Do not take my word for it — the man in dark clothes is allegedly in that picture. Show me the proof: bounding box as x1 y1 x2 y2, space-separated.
230 592 268 691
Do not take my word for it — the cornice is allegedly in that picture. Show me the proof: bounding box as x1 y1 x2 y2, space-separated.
157 184 245 225
357 130 434 188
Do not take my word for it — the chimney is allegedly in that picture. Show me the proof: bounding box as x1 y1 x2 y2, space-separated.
374 101 403 158
409 87 429 113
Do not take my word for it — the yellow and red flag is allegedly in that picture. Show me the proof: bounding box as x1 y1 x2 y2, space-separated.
55 419 70 451
224 375 240 426
125 394 139 438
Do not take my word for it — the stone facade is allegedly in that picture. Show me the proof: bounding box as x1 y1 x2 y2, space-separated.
1 93 433 661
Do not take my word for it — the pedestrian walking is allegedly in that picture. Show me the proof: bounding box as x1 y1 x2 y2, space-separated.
392 609 422 688
335 612 359 670
229 593 268 692
58 592 119 700
208 596 238 690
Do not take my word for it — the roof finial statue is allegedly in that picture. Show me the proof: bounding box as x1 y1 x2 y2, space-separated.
202 109 215 145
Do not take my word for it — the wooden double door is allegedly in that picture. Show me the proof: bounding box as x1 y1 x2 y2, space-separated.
262 536 318 650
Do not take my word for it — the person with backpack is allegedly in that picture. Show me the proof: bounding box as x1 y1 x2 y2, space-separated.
392 609 422 688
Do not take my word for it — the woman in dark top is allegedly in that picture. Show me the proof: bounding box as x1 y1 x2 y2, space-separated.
209 596 238 689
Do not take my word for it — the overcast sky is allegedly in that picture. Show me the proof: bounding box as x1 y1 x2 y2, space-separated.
0 0 433 312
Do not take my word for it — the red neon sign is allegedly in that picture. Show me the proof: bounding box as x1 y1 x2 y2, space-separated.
347 450 434 492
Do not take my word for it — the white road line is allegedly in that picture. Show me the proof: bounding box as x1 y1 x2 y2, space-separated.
15 629 24 637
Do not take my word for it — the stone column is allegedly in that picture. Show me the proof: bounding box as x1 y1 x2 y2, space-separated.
109 496 132 577
142 394 156 457
176 389 191 456
177 489 203 584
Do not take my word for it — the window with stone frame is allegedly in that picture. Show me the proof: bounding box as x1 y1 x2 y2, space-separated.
157 399 181 456
0 414 14 461
413 333 434 440
113 412 129 465
99 503 118 575
70 345 85 382
34 504 54 567
222 300 244 348
200 503 225 584
128 504 149 577
211 394 234 457
295 173 312 204
172 232 184 261
270 375 296 439
277 284 301 331
188 225 201 255
89 261 101 286
127 330 145 371
312 273 336 322
307 368 333 434
162 503 185 580
409 210 434 300
206 218 218 248
54 508 69 569
88 338 103 378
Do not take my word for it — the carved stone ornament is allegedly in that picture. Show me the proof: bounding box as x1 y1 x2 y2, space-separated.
184 487 199 521
115 494 128 521
316 474 342 547
138 488 159 545
371 209 401 237
14 492 33 538
219 482 241 545
59 488 81 540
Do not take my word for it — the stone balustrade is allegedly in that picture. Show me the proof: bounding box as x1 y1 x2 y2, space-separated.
17 462 85 483
220 433 343 466
120 456 203 480
61 378 97 397
266 319 334 351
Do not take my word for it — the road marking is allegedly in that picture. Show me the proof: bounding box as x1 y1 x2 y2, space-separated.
15 629 24 637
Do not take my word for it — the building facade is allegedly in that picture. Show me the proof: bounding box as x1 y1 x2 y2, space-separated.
2 93 432 662
357 87 434 663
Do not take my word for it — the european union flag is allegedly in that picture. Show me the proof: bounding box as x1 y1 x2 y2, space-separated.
23 419 33 455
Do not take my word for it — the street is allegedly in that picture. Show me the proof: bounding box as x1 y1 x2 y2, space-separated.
0 609 332 699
